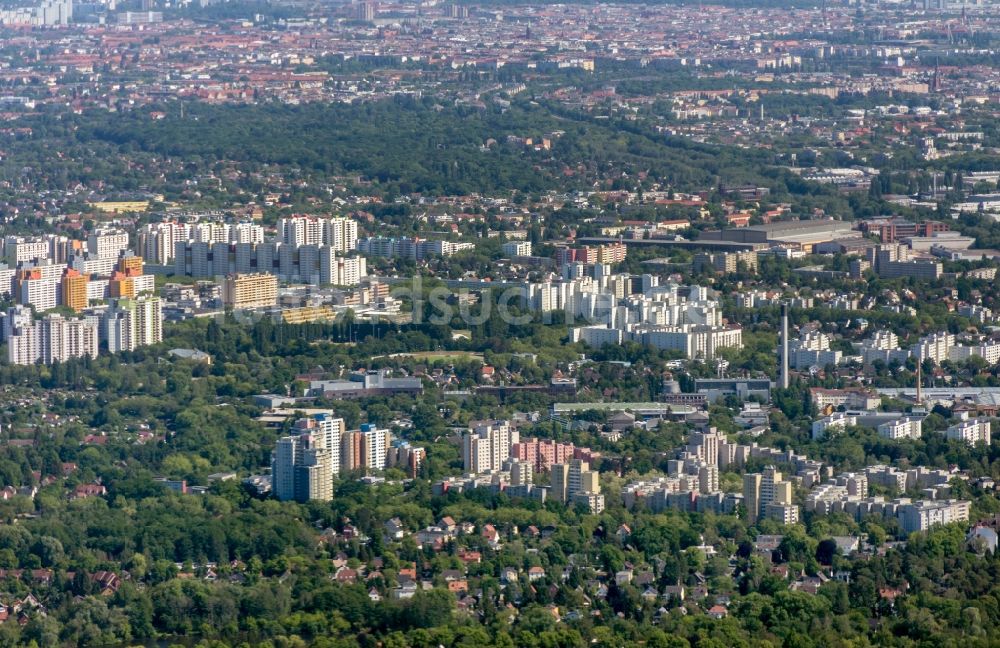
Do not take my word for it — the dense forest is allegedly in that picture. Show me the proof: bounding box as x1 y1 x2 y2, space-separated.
0 97 796 207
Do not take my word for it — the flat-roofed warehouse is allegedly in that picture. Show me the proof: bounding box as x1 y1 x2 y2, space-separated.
700 220 857 252
814 237 874 255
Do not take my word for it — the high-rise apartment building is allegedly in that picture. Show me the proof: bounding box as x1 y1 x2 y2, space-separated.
698 464 719 494
108 254 156 298
327 218 359 253
914 332 955 364
744 466 799 524
1 0 74 25
355 1 375 21
760 466 781 511
356 237 474 261
141 221 266 265
687 430 722 467
743 473 762 523
72 255 115 278
190 222 231 245
501 241 533 257
118 255 143 275
294 447 335 502
4 236 51 265
898 500 970 534
339 425 390 473
278 216 358 252
386 440 426 478
231 222 264 245
362 424 388 471
7 313 99 365
510 437 597 473
878 417 923 441
765 479 798 524
509 458 533 487
945 419 991 446
61 268 89 312
272 433 334 502
341 430 364 472
175 240 366 286
555 243 627 266
109 271 135 299
223 273 277 309
87 229 130 260
292 414 345 477
138 222 187 265
462 420 518 474
692 251 759 274
278 216 323 247
104 295 163 353
272 435 301 501
132 295 163 348
551 463 569 501
0 306 33 342
322 252 367 286
16 268 58 313
868 244 943 280
550 458 603 513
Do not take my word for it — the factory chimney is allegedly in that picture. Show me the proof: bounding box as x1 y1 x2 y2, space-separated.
780 302 790 390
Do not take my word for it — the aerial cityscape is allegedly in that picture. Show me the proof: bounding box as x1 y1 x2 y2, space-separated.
0 0 997 645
